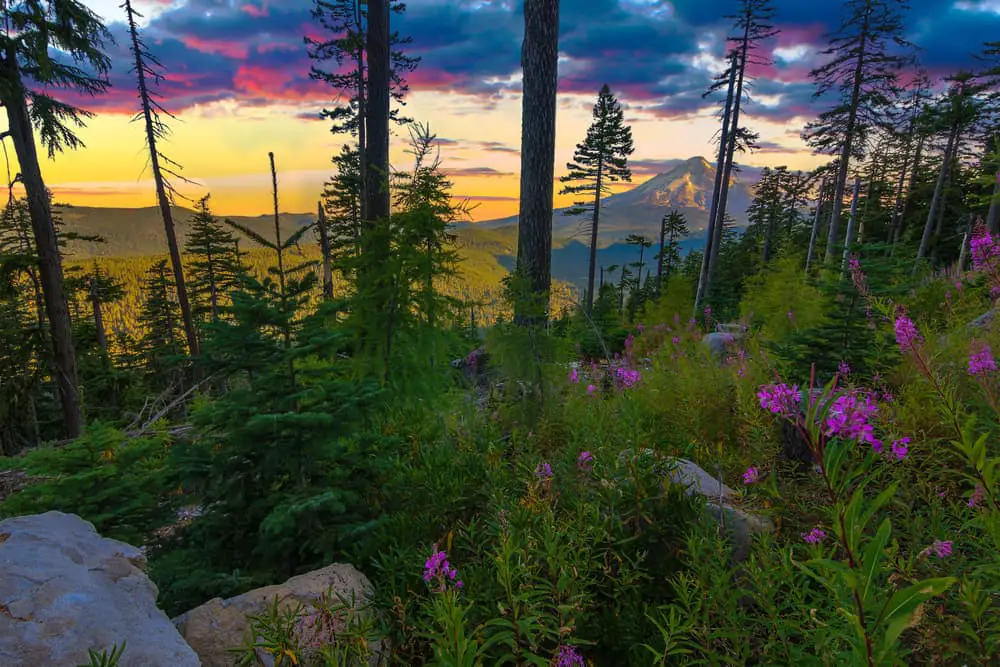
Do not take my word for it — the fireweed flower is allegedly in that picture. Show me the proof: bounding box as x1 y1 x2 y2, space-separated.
742 466 760 485
803 527 826 544
672 336 681 344
826 393 881 450
927 540 953 559
969 341 996 377
555 645 585 667
890 437 910 461
838 360 851 377
969 485 986 508
577 451 594 472
568 367 580 384
586 384 598 395
757 383 801 418
535 462 553 481
970 225 1000 270
894 314 923 352
424 545 463 592
615 366 642 389
637 323 645 333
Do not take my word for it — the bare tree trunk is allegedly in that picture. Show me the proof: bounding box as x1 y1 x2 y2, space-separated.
805 178 826 273
365 0 391 227
354 5 368 224
1 70 82 438
988 180 1000 235
695 61 736 313
841 176 862 275
892 135 924 248
125 0 199 357
824 9 870 265
514 0 560 326
585 160 603 315
317 201 334 300
656 213 666 296
915 125 958 273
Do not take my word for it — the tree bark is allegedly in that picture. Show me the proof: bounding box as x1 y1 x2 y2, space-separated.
514 0 560 326
585 160 602 316
656 213 666 296
987 179 1000 235
841 176 862 275
915 124 958 272
893 135 924 247
126 0 199 357
824 5 870 265
695 61 736 313
2 62 83 438
805 178 826 273
365 0 391 227
317 201 334 300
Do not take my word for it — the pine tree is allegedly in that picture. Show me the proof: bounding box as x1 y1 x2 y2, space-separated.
123 0 199 357
559 84 634 315
657 210 688 294
803 0 913 265
184 196 240 326
514 0 560 326
0 0 113 438
321 144 364 280
137 260 184 389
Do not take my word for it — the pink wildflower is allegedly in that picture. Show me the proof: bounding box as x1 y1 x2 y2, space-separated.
424 545 463 592
890 437 909 461
555 645 585 667
825 392 881 450
568 367 579 384
894 314 922 352
838 360 851 377
535 462 553 481
928 540 953 559
803 527 826 544
742 466 760 485
577 451 594 472
969 341 996 377
757 383 801 418
586 384 598 395
969 485 986 508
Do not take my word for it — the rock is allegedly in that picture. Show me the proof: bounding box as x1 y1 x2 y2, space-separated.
701 331 742 361
616 449 773 560
0 511 199 667
173 563 381 667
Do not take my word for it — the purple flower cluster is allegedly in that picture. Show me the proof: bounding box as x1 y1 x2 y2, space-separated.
969 341 996 377
568 367 580 384
969 485 986 508
424 545 463 592
838 361 851 377
927 540 953 559
555 645 585 667
970 225 1000 270
757 383 801 418
890 437 909 461
825 393 880 450
577 451 594 472
894 314 923 353
803 527 826 544
614 366 642 389
535 462 553 481
742 466 760 485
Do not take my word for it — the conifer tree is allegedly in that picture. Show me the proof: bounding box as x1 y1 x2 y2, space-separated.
515 0 560 326
559 84 634 315
123 0 199 357
322 144 363 279
184 196 240 325
657 210 688 294
803 0 913 265
0 0 113 437
137 259 184 389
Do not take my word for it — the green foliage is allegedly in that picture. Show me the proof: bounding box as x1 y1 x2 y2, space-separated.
79 642 125 667
184 195 242 326
741 255 830 341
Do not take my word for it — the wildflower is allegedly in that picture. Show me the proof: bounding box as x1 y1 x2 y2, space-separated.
624 333 635 351
803 527 826 544
535 462 553 481
742 466 760 485
825 393 880 450
928 540 953 559
838 360 851 377
970 225 999 270
577 451 594 472
894 314 922 352
424 545 463 592
890 437 910 461
568 367 579 384
969 485 986 508
586 384 598 395
757 383 801 418
969 341 996 377
637 323 645 333
704 306 712 320
787 310 795 322
614 366 642 389
555 645 585 667
672 336 680 344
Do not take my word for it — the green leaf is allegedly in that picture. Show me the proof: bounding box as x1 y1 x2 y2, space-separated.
859 518 892 607
877 577 956 657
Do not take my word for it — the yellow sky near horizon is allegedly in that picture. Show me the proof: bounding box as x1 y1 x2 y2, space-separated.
7 88 827 221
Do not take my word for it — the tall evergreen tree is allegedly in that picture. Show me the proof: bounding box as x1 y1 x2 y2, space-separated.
123 0 199 357
0 0 113 437
803 0 913 265
322 144 364 280
137 259 184 389
657 210 688 294
559 84 634 316
184 196 240 325
514 0 560 326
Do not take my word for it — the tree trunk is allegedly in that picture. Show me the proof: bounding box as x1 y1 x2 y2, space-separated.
317 201 334 300
585 160 603 316
695 61 736 313
824 6 870 265
365 0 391 227
656 214 666 296
2 67 83 438
893 135 924 247
126 0 199 357
355 27 368 224
805 178 826 273
514 0 560 326
841 176 862 275
915 124 958 272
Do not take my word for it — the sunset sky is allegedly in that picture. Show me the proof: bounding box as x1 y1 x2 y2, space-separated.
8 0 1000 220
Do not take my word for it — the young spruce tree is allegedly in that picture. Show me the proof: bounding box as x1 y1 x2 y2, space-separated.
559 84 634 316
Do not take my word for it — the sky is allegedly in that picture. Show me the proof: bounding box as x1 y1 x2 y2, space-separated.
7 0 1000 220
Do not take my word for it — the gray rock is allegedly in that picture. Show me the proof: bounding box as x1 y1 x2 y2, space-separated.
0 511 199 667
174 563 382 667
701 331 742 361
616 450 773 560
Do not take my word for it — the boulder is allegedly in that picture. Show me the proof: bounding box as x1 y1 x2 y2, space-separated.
617 449 774 560
173 563 381 666
701 331 742 361
0 511 199 667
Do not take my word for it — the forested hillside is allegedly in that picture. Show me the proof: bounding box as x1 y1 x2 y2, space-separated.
2 0 1000 666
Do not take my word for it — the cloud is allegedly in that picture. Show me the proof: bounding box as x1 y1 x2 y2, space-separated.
460 194 519 202
443 166 515 178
